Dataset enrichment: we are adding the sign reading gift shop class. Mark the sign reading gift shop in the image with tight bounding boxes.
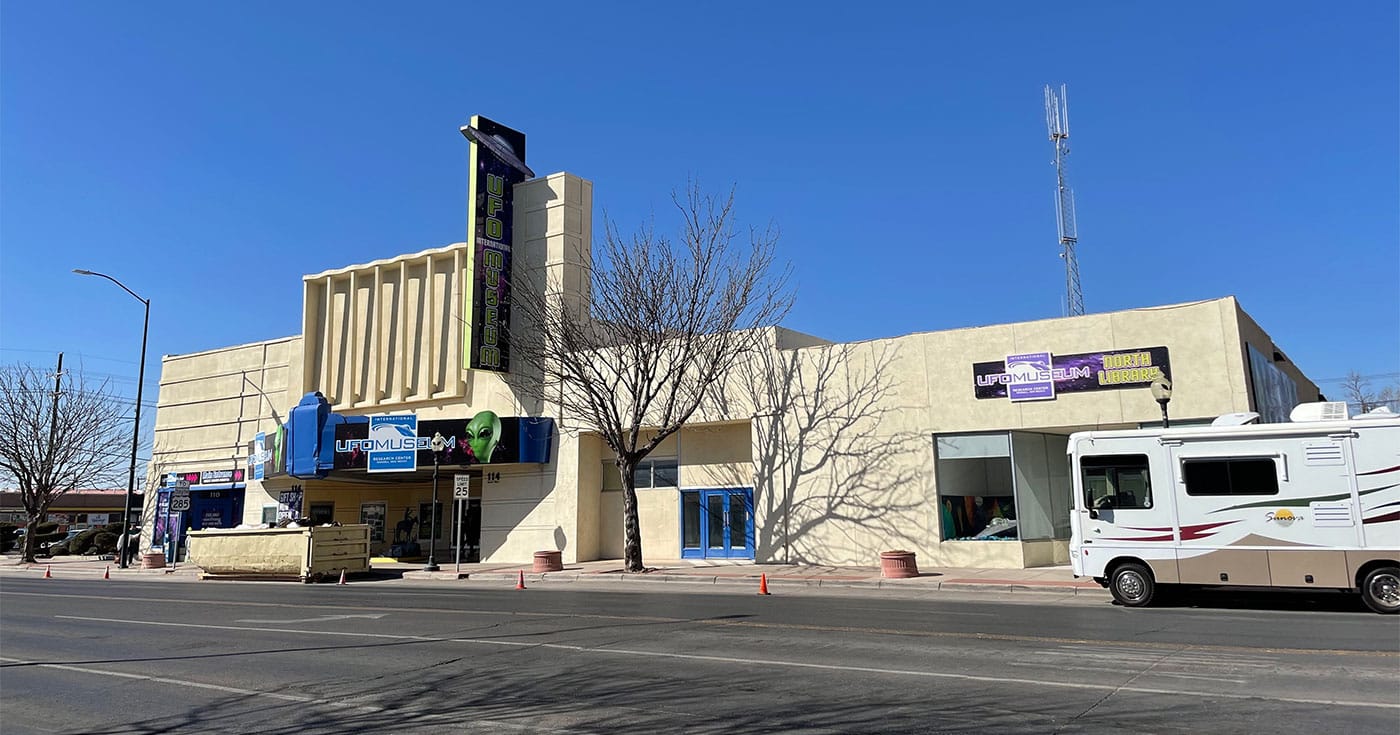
[463,115,532,374]
[333,411,555,471]
[973,346,1171,401]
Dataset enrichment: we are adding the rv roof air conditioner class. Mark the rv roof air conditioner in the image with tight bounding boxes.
[1288,401,1350,423]
[1354,406,1397,421]
[1212,412,1260,426]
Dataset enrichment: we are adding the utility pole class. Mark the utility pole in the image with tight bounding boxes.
[45,353,64,487]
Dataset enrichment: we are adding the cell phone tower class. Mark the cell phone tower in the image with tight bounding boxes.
[1045,83,1084,316]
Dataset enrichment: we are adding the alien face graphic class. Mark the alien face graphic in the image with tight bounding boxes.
[465,410,502,463]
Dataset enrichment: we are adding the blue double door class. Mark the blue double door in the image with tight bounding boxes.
[681,488,753,559]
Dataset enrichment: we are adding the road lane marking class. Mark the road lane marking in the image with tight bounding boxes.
[48,615,1400,710]
[235,613,388,623]
[0,655,375,709]
[2,589,1390,658]
[0,655,597,733]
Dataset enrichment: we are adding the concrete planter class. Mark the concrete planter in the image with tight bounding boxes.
[141,551,166,569]
[880,550,919,579]
[533,550,563,573]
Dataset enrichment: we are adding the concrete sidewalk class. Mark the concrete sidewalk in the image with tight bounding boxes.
[397,558,1108,596]
[0,553,1108,597]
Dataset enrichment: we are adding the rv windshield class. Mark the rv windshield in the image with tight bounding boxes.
[1081,454,1152,510]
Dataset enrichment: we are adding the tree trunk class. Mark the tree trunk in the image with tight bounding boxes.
[21,510,41,563]
[619,461,644,573]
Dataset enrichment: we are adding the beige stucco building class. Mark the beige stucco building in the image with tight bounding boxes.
[142,171,1321,570]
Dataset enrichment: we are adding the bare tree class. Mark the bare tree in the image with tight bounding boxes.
[510,183,792,572]
[0,359,130,561]
[1340,371,1400,415]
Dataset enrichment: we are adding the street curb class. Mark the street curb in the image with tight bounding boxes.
[0,560,1109,597]
[446,570,1108,597]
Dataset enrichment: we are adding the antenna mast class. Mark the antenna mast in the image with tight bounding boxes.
[1045,83,1084,316]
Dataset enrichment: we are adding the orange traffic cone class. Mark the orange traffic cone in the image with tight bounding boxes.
[758,573,771,596]
[338,568,347,585]
[103,566,110,580]
[43,565,52,579]
[516,570,526,590]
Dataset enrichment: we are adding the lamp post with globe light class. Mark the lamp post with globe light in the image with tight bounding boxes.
[1151,376,1173,428]
[424,432,448,572]
[73,269,149,569]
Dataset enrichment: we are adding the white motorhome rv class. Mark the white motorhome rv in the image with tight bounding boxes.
[1068,402,1400,613]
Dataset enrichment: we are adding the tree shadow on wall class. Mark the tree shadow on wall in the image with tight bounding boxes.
[713,338,932,566]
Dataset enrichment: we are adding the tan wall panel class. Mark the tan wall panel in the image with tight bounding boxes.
[599,491,623,558]
[1178,549,1273,586]
[680,424,752,488]
[573,434,604,562]
[637,487,679,559]
[1268,549,1350,588]
[923,540,1025,569]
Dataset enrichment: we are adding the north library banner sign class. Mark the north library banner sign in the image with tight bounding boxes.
[973,346,1171,401]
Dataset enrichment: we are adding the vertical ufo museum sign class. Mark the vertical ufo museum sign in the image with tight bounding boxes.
[462,116,533,373]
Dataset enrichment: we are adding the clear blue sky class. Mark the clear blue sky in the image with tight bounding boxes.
[3,2,1398,445]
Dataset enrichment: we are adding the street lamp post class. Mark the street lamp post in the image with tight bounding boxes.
[1151,376,1173,429]
[73,269,149,569]
[424,432,448,572]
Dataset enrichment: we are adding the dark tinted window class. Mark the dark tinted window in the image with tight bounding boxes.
[1183,458,1279,496]
[1080,454,1152,510]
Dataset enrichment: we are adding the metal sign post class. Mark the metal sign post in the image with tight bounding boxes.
[453,475,470,574]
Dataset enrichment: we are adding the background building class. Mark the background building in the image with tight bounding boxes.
[143,169,1320,569]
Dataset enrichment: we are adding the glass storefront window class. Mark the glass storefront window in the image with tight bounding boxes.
[418,502,443,541]
[934,431,1072,541]
[681,492,701,548]
[1011,432,1071,540]
[627,457,680,489]
[935,434,1016,541]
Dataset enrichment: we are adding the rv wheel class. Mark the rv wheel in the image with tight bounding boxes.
[1360,566,1400,615]
[1109,562,1155,607]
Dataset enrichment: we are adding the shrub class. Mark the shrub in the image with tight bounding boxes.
[93,532,119,554]
[33,522,66,547]
[0,523,18,553]
[50,544,71,556]
[70,528,102,556]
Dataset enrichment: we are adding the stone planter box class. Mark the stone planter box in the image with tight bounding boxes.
[141,551,166,569]
[880,550,919,579]
[533,550,563,573]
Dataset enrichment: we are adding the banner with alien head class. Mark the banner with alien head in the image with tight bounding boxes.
[331,411,554,471]
[462,115,532,374]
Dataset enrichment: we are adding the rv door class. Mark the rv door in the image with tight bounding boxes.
[1074,442,1180,586]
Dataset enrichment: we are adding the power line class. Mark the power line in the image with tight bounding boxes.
[1314,372,1400,384]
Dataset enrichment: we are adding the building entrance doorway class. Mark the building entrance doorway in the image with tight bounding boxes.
[681,488,753,559]
[452,471,483,564]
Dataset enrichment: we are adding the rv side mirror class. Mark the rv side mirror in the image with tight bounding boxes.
[1088,508,1099,520]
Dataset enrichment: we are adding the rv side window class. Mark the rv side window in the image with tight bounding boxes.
[1182,458,1279,496]
[1080,454,1152,510]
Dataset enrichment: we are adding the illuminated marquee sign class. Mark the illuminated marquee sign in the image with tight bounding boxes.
[973,346,1171,401]
[463,116,531,373]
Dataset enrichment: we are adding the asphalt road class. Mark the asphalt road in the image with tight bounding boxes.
[1,577,1397,734]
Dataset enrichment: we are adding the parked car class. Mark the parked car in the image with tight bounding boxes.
[36,530,81,557]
